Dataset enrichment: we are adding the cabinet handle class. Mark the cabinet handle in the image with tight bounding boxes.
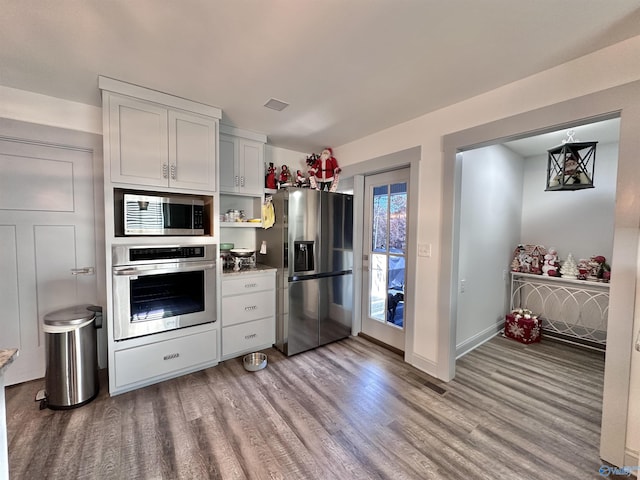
[235,175,239,186]
[244,305,257,311]
[162,163,169,179]
[245,333,257,340]
[163,352,180,361]
[244,283,257,288]
[240,176,245,187]
[170,164,177,180]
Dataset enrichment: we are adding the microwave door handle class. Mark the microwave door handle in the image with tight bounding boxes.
[113,262,216,276]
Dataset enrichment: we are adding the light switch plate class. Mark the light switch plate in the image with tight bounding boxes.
[418,243,431,257]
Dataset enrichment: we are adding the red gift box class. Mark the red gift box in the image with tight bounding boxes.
[504,313,541,344]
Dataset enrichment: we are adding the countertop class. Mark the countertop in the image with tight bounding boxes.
[0,349,18,376]
[222,263,277,276]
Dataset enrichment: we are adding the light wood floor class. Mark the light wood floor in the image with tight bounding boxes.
[6,335,607,479]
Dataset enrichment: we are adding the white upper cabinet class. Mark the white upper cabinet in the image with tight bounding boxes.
[100,77,221,193]
[219,126,266,196]
[168,110,217,191]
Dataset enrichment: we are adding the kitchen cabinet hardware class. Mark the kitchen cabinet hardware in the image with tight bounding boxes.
[245,283,257,288]
[170,164,177,180]
[162,163,168,179]
[163,352,180,361]
[244,305,257,311]
[244,333,257,340]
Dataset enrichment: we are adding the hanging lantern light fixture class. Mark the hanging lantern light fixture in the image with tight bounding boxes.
[546,130,597,191]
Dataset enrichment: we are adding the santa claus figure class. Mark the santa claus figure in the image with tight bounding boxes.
[309,147,341,191]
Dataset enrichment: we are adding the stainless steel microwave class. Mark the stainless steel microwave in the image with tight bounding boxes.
[123,193,205,236]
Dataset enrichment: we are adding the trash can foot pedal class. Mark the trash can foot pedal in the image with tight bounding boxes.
[35,389,48,410]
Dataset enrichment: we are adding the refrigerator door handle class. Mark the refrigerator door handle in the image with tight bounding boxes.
[289,270,352,282]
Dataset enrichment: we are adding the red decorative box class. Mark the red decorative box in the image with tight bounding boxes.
[504,314,541,344]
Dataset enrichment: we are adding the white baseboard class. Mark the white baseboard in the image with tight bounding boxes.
[456,320,503,359]
[624,448,639,476]
[409,352,439,378]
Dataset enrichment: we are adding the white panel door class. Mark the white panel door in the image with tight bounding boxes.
[0,138,97,385]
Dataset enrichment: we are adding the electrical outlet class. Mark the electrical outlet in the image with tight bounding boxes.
[418,243,431,257]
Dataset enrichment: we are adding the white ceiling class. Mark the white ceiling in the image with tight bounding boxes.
[2,1,640,154]
[503,117,621,158]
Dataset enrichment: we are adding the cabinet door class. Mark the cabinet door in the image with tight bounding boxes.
[219,133,239,193]
[168,110,217,192]
[239,138,264,195]
[108,94,169,187]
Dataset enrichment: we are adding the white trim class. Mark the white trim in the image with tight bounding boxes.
[623,449,639,476]
[220,123,267,143]
[456,322,502,359]
[411,352,439,377]
[98,76,221,119]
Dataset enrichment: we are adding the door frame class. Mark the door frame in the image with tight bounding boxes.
[343,147,421,362]
[361,168,411,351]
[440,81,640,467]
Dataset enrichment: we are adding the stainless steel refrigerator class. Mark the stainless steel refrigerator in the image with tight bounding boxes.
[257,188,353,355]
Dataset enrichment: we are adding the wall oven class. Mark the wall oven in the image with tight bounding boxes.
[112,244,216,341]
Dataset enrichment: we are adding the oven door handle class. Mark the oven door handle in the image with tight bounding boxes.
[112,262,216,276]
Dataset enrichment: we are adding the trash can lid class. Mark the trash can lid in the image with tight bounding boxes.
[43,304,95,326]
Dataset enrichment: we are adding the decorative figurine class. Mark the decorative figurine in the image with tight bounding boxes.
[560,253,579,279]
[309,147,341,191]
[265,162,277,189]
[278,164,292,188]
[295,169,308,188]
[542,248,559,276]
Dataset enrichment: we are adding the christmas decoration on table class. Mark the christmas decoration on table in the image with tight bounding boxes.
[308,147,341,192]
[589,255,611,282]
[265,162,277,189]
[511,244,547,274]
[560,253,579,279]
[278,164,292,188]
[504,308,541,344]
[577,258,589,280]
[541,248,559,277]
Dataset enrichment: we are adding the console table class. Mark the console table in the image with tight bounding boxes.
[510,272,609,349]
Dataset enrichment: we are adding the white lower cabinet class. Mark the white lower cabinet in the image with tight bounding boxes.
[113,327,217,390]
[222,269,276,360]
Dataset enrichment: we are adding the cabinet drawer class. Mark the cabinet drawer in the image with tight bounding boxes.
[114,329,217,388]
[222,273,275,297]
[222,289,275,326]
[222,317,274,358]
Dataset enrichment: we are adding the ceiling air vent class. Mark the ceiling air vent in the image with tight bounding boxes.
[264,98,289,111]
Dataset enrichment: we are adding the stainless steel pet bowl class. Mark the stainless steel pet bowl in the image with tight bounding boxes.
[243,352,267,371]
[231,248,255,258]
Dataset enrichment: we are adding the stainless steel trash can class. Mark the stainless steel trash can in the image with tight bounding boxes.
[43,304,100,409]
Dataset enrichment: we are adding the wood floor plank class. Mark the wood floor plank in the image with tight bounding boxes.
[5,335,607,479]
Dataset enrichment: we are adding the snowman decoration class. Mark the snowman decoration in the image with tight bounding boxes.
[542,248,559,277]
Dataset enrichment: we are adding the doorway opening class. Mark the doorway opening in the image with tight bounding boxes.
[455,117,619,359]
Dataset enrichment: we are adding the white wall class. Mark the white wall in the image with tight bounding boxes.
[456,145,524,354]
[265,145,308,180]
[520,142,618,263]
[334,35,640,463]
